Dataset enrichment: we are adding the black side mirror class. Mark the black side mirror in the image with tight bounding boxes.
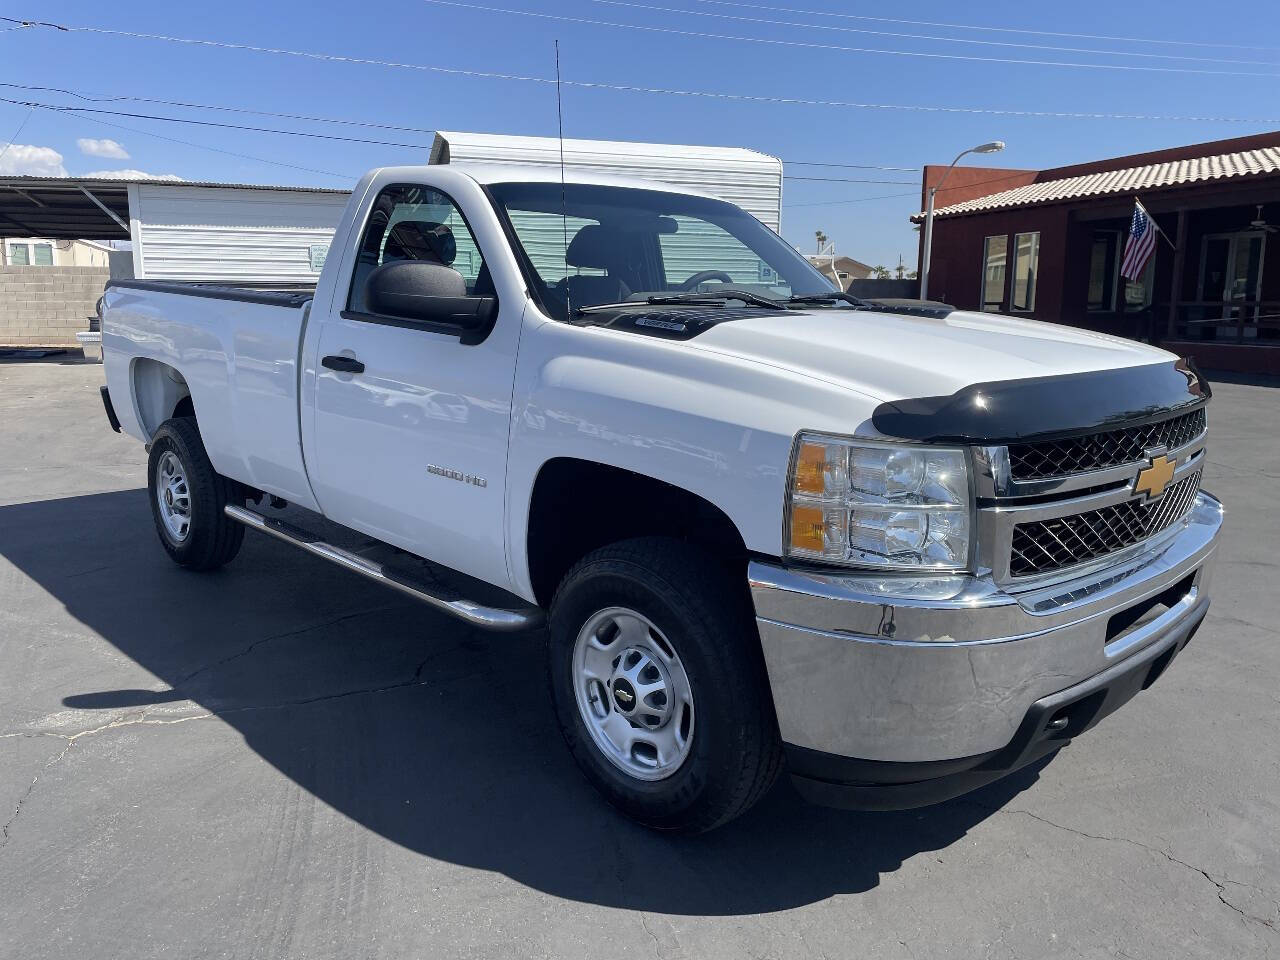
[366,260,497,333]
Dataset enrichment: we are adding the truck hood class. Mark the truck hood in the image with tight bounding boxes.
[689,308,1174,403]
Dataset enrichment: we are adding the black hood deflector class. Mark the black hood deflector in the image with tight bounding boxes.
[578,306,781,341]
[871,358,1211,444]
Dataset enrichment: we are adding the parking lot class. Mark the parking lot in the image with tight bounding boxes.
[0,358,1277,959]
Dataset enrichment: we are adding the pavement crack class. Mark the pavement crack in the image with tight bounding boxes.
[0,637,474,848]
[0,739,71,851]
[973,803,1279,933]
[169,606,396,690]
[2,712,218,849]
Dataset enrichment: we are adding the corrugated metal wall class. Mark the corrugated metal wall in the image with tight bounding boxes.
[132,184,350,285]
[432,132,783,286]
[130,135,784,287]
[432,131,783,230]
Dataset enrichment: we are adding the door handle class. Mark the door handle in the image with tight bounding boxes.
[322,354,365,374]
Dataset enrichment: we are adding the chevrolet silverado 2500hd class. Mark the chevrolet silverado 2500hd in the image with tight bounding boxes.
[100,165,1222,832]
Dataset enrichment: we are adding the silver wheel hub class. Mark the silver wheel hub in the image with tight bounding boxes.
[572,607,695,781]
[155,450,191,543]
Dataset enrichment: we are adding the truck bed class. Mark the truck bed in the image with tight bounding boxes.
[102,278,320,512]
[106,279,315,308]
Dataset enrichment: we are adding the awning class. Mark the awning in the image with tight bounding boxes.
[915,146,1280,222]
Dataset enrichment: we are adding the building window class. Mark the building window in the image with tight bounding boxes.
[1010,232,1039,311]
[1087,231,1120,312]
[1123,257,1156,309]
[4,240,56,266]
[981,235,1007,311]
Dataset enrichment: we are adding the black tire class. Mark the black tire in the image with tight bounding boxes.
[147,417,245,571]
[547,537,782,833]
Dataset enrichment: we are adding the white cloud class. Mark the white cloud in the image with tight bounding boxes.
[77,137,130,160]
[0,143,68,177]
[81,169,184,181]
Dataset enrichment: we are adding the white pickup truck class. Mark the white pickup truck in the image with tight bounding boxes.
[100,164,1222,832]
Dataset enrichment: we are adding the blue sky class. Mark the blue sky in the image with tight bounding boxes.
[4,0,1280,266]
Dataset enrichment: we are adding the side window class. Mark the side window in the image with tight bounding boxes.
[346,183,488,315]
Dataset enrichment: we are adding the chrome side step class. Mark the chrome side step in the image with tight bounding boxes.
[224,505,543,632]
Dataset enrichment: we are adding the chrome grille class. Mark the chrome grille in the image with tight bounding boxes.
[1007,408,1206,481]
[1008,470,1202,578]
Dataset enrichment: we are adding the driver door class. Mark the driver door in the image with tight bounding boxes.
[305,180,515,588]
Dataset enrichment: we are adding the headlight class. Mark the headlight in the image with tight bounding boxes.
[786,433,972,570]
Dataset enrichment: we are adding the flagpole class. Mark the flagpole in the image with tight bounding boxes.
[1135,198,1177,250]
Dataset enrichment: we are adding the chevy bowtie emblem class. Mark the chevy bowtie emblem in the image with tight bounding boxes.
[614,688,634,704]
[1134,455,1176,499]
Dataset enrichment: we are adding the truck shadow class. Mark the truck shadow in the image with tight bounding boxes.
[1,489,1051,916]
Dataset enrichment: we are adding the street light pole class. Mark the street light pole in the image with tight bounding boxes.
[919,140,1005,303]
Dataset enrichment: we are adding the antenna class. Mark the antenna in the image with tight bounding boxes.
[555,39,571,316]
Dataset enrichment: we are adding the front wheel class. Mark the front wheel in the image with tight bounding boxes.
[147,417,244,570]
[548,538,782,833]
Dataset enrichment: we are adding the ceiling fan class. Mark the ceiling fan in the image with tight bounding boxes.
[1247,204,1279,234]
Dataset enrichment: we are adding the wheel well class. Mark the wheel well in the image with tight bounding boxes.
[526,458,747,607]
[131,358,193,436]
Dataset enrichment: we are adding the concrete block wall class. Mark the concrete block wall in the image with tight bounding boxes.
[0,265,111,347]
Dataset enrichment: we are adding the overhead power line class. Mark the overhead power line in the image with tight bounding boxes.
[1,92,922,184]
[0,96,432,149]
[3,81,927,171]
[786,174,915,184]
[10,9,1280,80]
[8,18,1280,123]
[415,0,1280,78]
[786,160,918,172]
[6,98,355,179]
[784,191,917,208]
[0,106,35,163]
[691,0,1280,54]
[594,0,1280,66]
[7,18,1280,124]
[688,0,1280,54]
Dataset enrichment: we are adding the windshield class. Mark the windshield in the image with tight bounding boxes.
[486,181,837,321]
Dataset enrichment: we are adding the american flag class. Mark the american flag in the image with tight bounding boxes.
[1121,201,1158,280]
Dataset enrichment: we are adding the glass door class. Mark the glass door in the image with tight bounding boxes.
[1198,232,1266,341]
[1227,233,1264,340]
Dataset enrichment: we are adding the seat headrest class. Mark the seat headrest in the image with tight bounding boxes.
[565,224,627,270]
[384,220,457,266]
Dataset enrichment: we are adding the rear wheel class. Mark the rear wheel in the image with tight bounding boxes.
[548,537,782,833]
[147,417,244,570]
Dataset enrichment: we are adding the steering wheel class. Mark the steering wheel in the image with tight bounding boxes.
[676,270,735,291]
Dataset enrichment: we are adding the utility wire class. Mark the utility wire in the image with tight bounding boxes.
[7,19,1280,124]
[594,0,1280,66]
[688,0,1280,54]
[786,174,915,184]
[0,106,34,163]
[0,96,432,149]
[3,92,921,183]
[784,191,917,208]
[786,160,917,172]
[12,99,355,179]
[0,81,444,137]
[415,0,1280,78]
[0,82,932,172]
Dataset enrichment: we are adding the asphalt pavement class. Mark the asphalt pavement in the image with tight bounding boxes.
[1,359,1277,959]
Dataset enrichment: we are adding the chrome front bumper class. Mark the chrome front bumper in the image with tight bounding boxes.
[750,492,1224,770]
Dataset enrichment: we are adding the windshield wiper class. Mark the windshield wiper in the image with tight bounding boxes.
[576,291,786,315]
[786,292,875,310]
